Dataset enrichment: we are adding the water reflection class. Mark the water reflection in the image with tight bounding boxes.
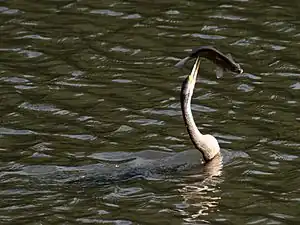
[177,155,223,221]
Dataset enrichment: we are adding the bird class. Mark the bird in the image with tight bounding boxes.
[178,46,243,163]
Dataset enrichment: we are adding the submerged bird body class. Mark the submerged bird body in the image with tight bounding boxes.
[178,47,243,162]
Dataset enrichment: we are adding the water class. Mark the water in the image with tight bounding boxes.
[0,0,299,224]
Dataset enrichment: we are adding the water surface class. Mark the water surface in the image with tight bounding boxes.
[0,0,299,224]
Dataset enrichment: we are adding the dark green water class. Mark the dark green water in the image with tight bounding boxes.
[0,0,299,224]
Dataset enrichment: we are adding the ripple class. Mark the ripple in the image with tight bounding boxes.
[165,10,180,15]
[237,84,254,92]
[14,34,51,40]
[209,14,247,21]
[54,133,97,141]
[20,50,43,58]
[0,8,21,15]
[129,119,165,126]
[0,76,30,84]
[112,125,134,135]
[90,9,124,17]
[191,33,226,40]
[19,102,60,112]
[121,13,142,20]
[0,127,36,135]
[0,0,299,224]
[290,82,300,89]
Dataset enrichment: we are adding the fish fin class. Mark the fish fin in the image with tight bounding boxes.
[226,53,233,60]
[216,66,224,79]
[237,63,243,74]
[175,57,190,68]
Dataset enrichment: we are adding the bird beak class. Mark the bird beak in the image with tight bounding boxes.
[191,57,201,80]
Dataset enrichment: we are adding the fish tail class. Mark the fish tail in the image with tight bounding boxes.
[175,56,190,68]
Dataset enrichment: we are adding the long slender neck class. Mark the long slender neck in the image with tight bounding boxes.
[180,77,220,162]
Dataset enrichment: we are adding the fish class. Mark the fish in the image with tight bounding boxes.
[175,46,243,78]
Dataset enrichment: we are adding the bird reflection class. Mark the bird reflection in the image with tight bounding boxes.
[176,155,223,221]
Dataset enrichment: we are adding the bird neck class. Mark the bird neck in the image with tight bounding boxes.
[180,77,220,162]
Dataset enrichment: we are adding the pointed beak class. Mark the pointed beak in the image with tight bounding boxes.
[191,57,201,79]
